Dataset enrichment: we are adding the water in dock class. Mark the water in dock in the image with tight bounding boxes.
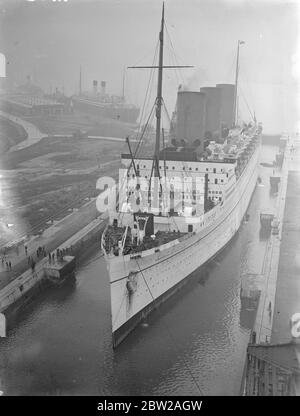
[0,143,281,395]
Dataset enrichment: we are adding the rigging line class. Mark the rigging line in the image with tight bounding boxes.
[141,43,159,130]
[162,98,171,124]
[239,65,256,111]
[239,87,254,121]
[134,258,204,395]
[225,55,236,84]
[118,109,155,223]
[118,105,156,222]
[164,43,181,87]
[130,42,160,69]
[140,107,156,157]
[135,40,159,141]
[134,102,156,159]
[164,22,185,86]
[239,74,255,115]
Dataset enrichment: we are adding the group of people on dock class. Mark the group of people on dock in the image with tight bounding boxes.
[1,257,12,271]
[48,247,73,264]
[0,242,75,276]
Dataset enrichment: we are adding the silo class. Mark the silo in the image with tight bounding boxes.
[216,83,235,128]
[176,91,206,149]
[200,86,221,134]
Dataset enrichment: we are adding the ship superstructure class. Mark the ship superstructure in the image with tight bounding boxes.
[101,4,262,347]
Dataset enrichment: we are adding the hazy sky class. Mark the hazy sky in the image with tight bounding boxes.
[0,0,299,134]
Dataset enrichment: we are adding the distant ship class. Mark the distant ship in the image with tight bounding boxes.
[101,4,262,347]
[71,77,140,123]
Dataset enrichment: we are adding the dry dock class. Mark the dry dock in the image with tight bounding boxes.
[252,138,300,344]
[0,203,107,319]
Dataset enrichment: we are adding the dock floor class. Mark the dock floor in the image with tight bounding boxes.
[272,168,300,343]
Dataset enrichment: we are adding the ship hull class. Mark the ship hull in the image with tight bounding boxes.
[106,142,260,347]
[72,97,139,123]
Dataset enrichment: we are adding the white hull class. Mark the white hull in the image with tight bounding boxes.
[105,142,260,346]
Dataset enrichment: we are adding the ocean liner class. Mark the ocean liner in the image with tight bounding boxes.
[72,73,139,123]
[101,4,262,347]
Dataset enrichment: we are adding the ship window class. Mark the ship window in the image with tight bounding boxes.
[213,168,216,173]
[137,164,139,169]
[188,224,193,232]
[196,168,198,171]
[183,167,185,170]
[219,197,221,201]
[144,165,146,168]
[206,168,209,171]
[172,166,175,170]
[189,168,192,171]
[215,179,218,184]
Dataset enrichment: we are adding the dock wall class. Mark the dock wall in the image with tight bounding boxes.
[0,214,107,314]
[240,141,291,394]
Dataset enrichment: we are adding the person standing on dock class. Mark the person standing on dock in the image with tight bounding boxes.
[9,261,11,270]
[48,253,51,263]
[24,245,28,256]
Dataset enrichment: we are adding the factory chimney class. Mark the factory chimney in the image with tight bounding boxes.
[101,81,106,95]
[93,80,98,96]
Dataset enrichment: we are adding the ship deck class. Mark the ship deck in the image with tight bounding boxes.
[103,225,186,256]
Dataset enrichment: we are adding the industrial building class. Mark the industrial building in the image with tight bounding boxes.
[243,341,300,396]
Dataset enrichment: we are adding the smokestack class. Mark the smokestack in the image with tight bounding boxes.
[101,80,106,95]
[200,87,222,134]
[176,91,206,150]
[216,84,235,129]
[93,80,98,95]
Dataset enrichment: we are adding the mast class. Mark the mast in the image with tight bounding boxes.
[127,2,192,175]
[122,66,126,101]
[233,40,244,127]
[79,65,82,96]
[154,2,165,177]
